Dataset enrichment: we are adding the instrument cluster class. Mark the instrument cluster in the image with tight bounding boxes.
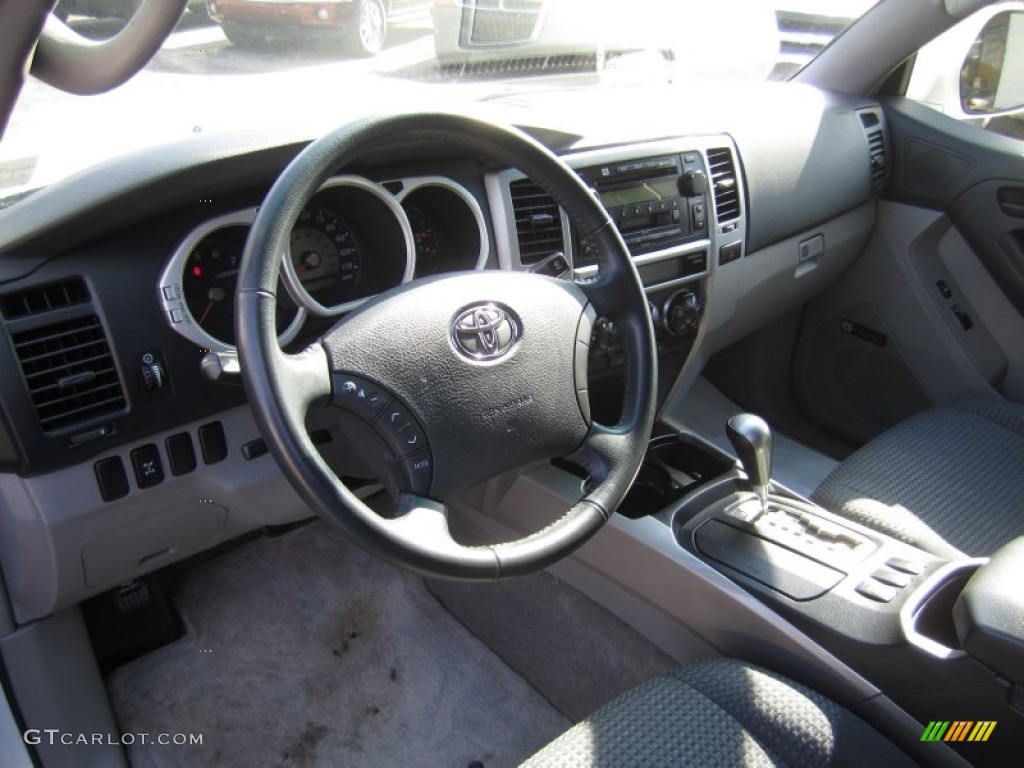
[158,175,488,352]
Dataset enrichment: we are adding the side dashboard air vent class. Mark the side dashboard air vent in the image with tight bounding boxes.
[707,147,741,224]
[509,178,564,264]
[859,110,888,193]
[10,314,126,433]
[0,277,89,319]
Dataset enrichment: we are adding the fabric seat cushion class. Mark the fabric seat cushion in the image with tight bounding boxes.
[812,398,1024,558]
[520,659,912,767]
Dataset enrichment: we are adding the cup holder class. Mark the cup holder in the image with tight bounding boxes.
[617,432,735,519]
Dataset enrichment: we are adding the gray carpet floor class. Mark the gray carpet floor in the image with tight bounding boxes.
[107,521,570,768]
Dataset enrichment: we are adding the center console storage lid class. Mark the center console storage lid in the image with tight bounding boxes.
[953,537,1024,685]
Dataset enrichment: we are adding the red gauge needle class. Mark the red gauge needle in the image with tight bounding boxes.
[198,301,214,326]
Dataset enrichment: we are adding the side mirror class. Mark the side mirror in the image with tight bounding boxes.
[960,10,1024,115]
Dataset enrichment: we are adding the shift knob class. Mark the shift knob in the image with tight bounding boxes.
[726,413,773,511]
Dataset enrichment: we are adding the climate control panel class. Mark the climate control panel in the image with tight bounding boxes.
[587,286,704,377]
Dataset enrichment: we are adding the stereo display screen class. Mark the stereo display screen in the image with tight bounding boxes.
[599,177,679,208]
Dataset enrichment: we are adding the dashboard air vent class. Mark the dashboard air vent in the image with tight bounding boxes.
[0,277,89,320]
[509,178,564,265]
[707,148,740,224]
[11,314,126,433]
[859,110,888,193]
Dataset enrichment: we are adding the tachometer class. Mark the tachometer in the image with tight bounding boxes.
[180,225,299,347]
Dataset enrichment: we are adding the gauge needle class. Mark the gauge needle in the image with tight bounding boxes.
[198,301,214,326]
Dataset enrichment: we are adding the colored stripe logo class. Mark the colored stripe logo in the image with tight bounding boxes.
[921,721,996,742]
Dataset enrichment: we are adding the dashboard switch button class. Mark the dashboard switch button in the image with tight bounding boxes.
[871,567,913,588]
[855,579,899,603]
[165,432,197,476]
[131,444,164,489]
[95,456,130,501]
[198,421,228,464]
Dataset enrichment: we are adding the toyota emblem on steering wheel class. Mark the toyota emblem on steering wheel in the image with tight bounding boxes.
[451,303,520,361]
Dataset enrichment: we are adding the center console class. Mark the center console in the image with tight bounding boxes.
[609,414,1024,762]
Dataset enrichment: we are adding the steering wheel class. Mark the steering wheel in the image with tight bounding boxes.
[236,112,656,580]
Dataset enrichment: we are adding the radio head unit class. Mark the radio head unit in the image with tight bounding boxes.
[575,152,710,268]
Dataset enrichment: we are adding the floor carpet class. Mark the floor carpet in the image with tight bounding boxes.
[107,521,570,768]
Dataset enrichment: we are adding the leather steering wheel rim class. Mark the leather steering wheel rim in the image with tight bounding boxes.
[33,0,187,95]
[236,112,657,580]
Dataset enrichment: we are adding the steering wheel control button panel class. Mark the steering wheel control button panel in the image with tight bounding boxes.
[94,456,130,501]
[396,450,434,495]
[333,375,390,421]
[331,373,433,493]
[131,444,164,489]
[373,402,428,459]
[198,421,228,465]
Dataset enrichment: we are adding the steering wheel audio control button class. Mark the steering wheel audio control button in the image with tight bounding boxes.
[373,402,428,459]
[396,449,434,495]
[333,374,391,421]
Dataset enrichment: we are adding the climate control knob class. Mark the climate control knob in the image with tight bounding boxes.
[663,289,702,337]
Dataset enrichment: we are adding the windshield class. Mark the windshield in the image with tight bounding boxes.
[0,0,878,205]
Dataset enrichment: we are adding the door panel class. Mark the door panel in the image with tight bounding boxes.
[793,97,1024,445]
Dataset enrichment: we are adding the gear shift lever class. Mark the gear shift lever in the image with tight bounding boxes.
[726,413,773,514]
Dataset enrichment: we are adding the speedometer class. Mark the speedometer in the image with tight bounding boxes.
[290,204,361,303]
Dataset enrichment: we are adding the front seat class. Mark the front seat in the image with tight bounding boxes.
[811,398,1024,559]
[522,659,914,766]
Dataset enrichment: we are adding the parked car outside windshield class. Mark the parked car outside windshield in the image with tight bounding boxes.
[0,0,879,208]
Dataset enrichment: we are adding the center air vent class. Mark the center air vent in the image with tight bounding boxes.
[0,277,89,320]
[509,178,564,265]
[707,147,741,224]
[11,314,126,433]
[859,110,888,193]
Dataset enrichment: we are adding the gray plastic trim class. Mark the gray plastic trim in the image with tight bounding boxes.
[0,607,126,768]
[900,557,987,660]
[0,405,314,623]
[0,683,31,768]
[454,464,882,708]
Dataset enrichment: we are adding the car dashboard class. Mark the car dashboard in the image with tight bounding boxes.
[0,80,886,623]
